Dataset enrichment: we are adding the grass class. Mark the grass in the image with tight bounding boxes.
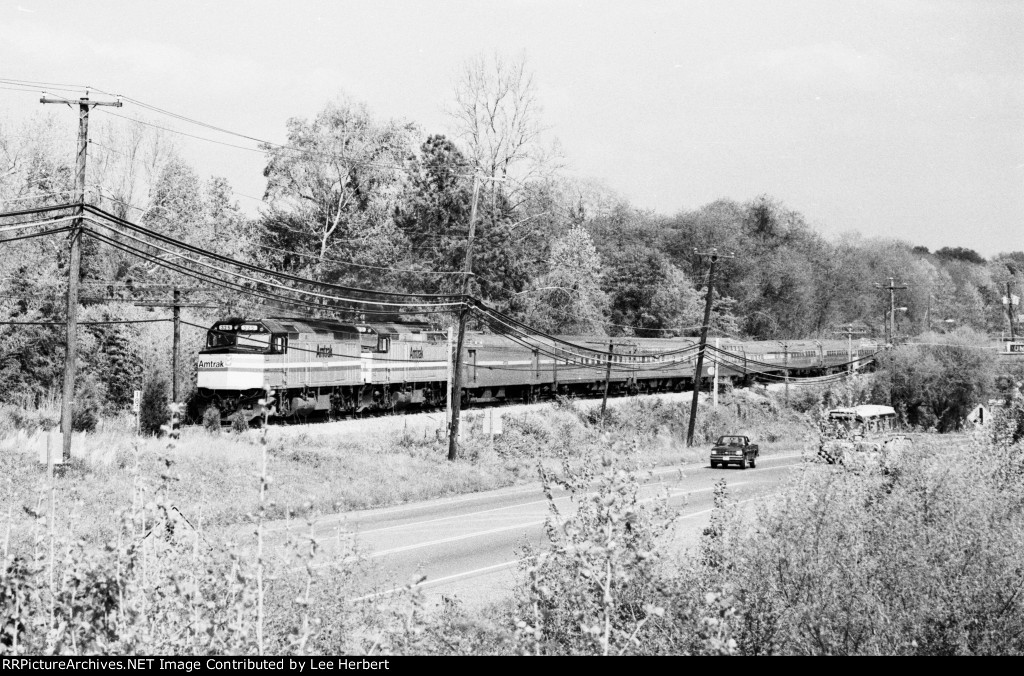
[0,389,812,550]
[2,388,1021,655]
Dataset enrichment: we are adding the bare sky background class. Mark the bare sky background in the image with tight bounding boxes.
[1,0,1021,254]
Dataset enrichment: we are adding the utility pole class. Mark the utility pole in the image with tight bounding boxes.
[713,337,720,408]
[601,340,614,416]
[135,291,216,405]
[41,92,121,460]
[1005,281,1018,343]
[837,325,863,373]
[447,176,481,462]
[172,287,181,402]
[874,277,907,346]
[445,326,454,436]
[782,342,790,407]
[686,248,733,447]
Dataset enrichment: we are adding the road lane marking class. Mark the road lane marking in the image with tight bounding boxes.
[352,481,752,537]
[351,491,788,602]
[262,452,805,535]
[347,479,782,560]
[350,460,795,538]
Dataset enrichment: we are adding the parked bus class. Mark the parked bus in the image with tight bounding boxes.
[826,405,897,433]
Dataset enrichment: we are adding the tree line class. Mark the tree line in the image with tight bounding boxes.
[1,54,1020,414]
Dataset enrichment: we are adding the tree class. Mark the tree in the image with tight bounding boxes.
[935,247,986,265]
[520,226,608,334]
[261,98,416,290]
[875,328,995,431]
[603,247,701,337]
[449,53,547,186]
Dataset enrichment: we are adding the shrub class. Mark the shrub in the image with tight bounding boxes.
[139,376,169,436]
[203,405,222,434]
[71,374,106,433]
[512,456,674,655]
[230,410,249,434]
[677,439,1024,655]
[874,328,995,431]
[0,405,58,436]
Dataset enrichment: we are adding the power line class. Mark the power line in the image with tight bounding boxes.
[83,225,461,316]
[252,242,464,276]
[83,215,466,310]
[1,203,464,304]
[0,318,170,326]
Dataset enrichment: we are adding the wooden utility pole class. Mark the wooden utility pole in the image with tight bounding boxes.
[135,291,216,405]
[601,340,614,416]
[1005,281,1017,343]
[445,326,454,436]
[874,277,907,345]
[712,337,720,408]
[172,287,181,401]
[447,176,481,461]
[686,248,733,447]
[41,92,121,460]
[782,342,790,406]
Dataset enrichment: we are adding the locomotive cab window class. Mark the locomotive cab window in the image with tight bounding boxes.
[207,330,235,348]
[269,334,287,354]
[377,336,390,353]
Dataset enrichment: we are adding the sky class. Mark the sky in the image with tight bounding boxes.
[1,0,1021,255]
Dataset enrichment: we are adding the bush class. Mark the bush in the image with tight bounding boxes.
[874,328,995,431]
[139,376,169,436]
[673,439,1024,655]
[230,410,249,434]
[71,374,106,433]
[0,405,58,436]
[513,457,674,655]
[203,405,222,434]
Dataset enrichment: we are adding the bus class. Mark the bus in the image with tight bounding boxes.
[826,405,897,433]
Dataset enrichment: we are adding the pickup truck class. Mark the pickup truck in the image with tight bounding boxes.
[710,435,759,469]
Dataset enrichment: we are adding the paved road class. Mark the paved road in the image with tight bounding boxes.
[223,449,804,610]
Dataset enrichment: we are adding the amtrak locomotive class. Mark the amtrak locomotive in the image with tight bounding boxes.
[195,316,878,422]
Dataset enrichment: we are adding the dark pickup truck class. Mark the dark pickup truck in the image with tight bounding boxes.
[710,435,759,469]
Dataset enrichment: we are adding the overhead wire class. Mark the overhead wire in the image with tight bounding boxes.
[83,215,466,310]
[0,203,465,305]
[83,225,461,318]
[81,203,461,302]
[0,318,170,326]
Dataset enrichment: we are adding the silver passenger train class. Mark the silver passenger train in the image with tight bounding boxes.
[194,317,878,422]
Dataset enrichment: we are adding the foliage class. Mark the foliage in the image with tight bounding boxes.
[874,328,995,431]
[603,247,701,337]
[139,376,169,437]
[503,432,1024,655]
[513,456,673,655]
[935,246,986,265]
[990,386,1024,448]
[202,405,221,434]
[680,438,1024,655]
[230,410,249,435]
[259,98,414,292]
[71,373,106,433]
[520,226,609,334]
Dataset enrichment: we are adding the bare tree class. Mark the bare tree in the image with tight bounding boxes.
[449,53,558,210]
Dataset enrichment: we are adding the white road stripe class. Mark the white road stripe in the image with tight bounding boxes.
[351,491,786,602]
[264,453,802,535]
